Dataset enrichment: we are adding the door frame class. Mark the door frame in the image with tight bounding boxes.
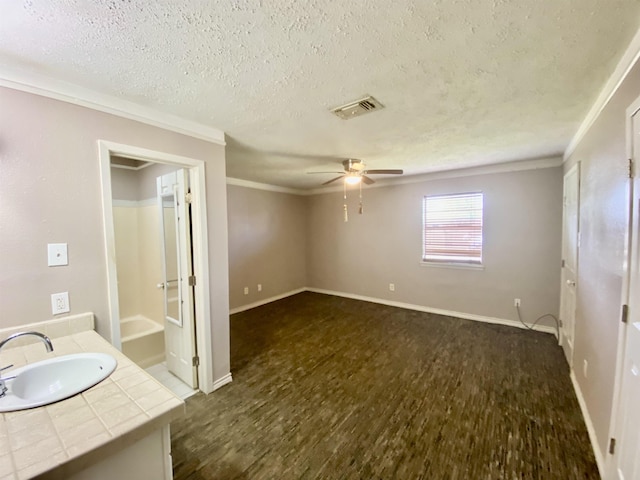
[98,140,214,394]
[606,93,640,477]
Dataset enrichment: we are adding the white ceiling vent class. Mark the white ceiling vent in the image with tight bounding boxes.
[330,95,384,120]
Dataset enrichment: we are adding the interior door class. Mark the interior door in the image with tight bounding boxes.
[560,163,580,365]
[158,169,198,389]
[614,110,640,480]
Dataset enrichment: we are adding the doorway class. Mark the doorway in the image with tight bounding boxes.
[98,140,215,394]
[560,162,580,366]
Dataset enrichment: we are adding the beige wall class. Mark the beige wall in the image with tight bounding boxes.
[307,167,563,326]
[226,185,307,309]
[563,59,640,456]
[0,86,230,383]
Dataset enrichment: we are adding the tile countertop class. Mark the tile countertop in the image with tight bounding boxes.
[0,331,185,480]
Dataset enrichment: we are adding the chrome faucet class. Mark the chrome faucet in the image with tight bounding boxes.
[0,331,54,397]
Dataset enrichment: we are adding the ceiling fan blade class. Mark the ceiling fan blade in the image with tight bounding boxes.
[361,175,375,185]
[363,169,404,175]
[307,171,345,174]
[322,175,345,185]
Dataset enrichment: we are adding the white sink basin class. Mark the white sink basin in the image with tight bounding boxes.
[0,353,117,412]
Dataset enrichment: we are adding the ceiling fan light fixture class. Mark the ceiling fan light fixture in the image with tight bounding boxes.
[345,175,362,185]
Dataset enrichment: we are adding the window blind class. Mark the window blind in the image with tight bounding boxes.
[422,192,483,264]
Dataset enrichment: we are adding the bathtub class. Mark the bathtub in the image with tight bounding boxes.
[120,315,165,368]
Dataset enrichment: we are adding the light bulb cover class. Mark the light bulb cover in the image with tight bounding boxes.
[345,175,362,185]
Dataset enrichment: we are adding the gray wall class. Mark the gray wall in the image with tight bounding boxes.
[227,185,307,310]
[306,167,563,325]
[0,86,231,382]
[564,59,640,456]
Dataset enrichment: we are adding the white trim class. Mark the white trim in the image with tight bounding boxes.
[229,288,307,315]
[307,156,563,195]
[231,286,557,335]
[225,156,563,197]
[98,140,217,394]
[0,68,225,146]
[605,95,640,479]
[226,177,305,195]
[212,372,233,391]
[564,26,640,161]
[420,261,485,270]
[306,288,557,336]
[111,198,157,208]
[570,371,605,477]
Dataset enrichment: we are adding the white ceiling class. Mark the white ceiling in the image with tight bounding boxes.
[1,1,640,190]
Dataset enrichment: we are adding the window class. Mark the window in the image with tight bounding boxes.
[422,192,483,265]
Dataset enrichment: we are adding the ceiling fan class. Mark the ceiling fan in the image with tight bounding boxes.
[309,159,403,185]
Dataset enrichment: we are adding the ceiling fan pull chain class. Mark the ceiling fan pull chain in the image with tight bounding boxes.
[359,181,363,214]
[343,181,348,222]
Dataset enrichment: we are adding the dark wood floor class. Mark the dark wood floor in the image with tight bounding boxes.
[171,292,599,479]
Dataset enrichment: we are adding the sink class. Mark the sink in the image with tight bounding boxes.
[0,353,117,412]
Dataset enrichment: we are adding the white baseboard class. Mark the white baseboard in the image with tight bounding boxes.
[211,372,233,392]
[306,288,558,336]
[570,371,605,477]
[229,288,307,315]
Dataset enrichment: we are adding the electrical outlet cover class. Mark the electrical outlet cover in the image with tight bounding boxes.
[51,292,70,315]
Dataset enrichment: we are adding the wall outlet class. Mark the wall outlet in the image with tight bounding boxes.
[514,298,521,307]
[583,359,588,378]
[389,283,395,292]
[243,287,249,295]
[257,284,262,292]
[51,292,70,315]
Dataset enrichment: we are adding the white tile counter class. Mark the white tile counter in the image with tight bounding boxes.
[0,330,185,480]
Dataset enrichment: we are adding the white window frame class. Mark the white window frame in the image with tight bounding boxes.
[422,192,484,267]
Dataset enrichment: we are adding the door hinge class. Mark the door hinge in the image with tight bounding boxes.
[192,355,199,367]
[622,304,629,324]
[188,275,196,286]
[609,437,616,455]
[561,259,565,268]
[185,191,193,204]
[629,158,634,179]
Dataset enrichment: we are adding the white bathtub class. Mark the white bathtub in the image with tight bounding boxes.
[120,315,165,368]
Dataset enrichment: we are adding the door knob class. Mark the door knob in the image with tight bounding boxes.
[566,280,576,286]
[157,283,165,289]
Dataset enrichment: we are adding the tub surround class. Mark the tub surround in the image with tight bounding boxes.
[120,315,166,368]
[0,330,184,479]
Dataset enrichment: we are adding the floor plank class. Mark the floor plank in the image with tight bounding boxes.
[171,292,599,479]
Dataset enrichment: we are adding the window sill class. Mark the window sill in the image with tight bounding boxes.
[419,261,484,271]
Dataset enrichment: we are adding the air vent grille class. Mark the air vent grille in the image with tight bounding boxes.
[330,95,384,120]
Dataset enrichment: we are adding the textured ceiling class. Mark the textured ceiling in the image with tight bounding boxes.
[1,1,640,189]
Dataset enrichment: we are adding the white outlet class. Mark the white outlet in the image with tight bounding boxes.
[51,292,70,315]
[389,283,395,292]
[244,287,249,295]
[583,359,588,378]
[257,284,262,292]
[514,298,521,307]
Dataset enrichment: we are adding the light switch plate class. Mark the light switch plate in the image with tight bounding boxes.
[51,292,70,315]
[48,243,68,266]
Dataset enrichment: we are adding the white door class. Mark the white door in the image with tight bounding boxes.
[560,163,580,365]
[157,169,197,389]
[613,109,640,480]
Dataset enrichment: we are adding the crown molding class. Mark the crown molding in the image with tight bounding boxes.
[226,177,306,195]
[307,155,563,195]
[226,155,562,196]
[0,66,226,146]
[564,26,640,161]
